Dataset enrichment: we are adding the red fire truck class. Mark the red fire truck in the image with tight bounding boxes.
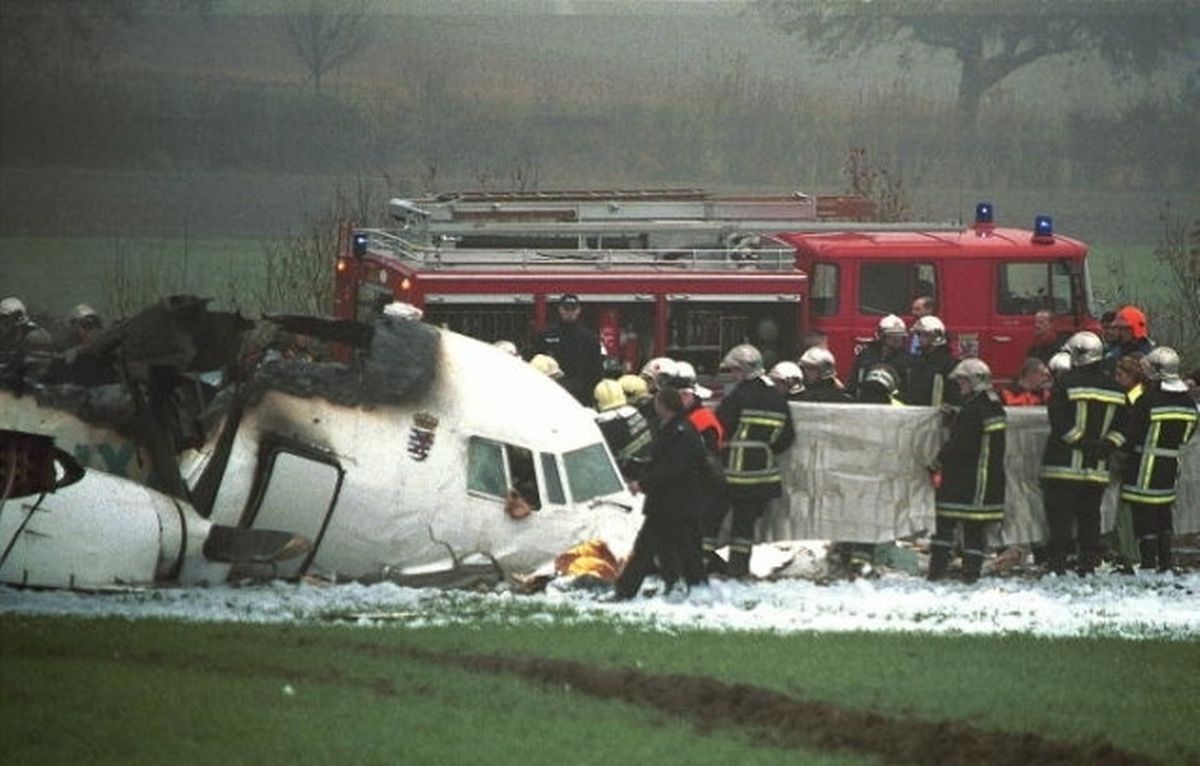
[332,190,1097,384]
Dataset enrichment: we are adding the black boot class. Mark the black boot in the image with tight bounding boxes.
[1138,536,1158,572]
[928,542,951,581]
[1157,533,1174,573]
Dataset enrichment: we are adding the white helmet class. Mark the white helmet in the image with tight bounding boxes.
[912,315,947,346]
[720,344,764,376]
[640,357,679,387]
[493,339,519,356]
[1141,346,1186,391]
[0,296,27,319]
[799,346,837,380]
[769,361,804,394]
[949,358,993,393]
[672,360,712,399]
[1064,331,1104,368]
[1048,351,1072,374]
[877,314,907,337]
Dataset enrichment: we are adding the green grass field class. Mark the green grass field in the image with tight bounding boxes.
[2,615,1197,764]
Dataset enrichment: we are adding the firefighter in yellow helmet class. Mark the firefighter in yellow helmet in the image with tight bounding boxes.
[593,378,653,480]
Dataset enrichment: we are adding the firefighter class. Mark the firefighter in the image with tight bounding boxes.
[708,344,795,578]
[856,364,903,406]
[0,296,54,357]
[1106,305,1155,362]
[768,361,805,401]
[907,316,960,407]
[613,387,710,600]
[1119,347,1198,573]
[928,359,1007,584]
[1109,353,1148,572]
[593,378,654,481]
[796,346,851,403]
[529,353,565,383]
[908,296,936,354]
[637,357,678,431]
[672,361,727,575]
[1040,331,1127,576]
[849,314,909,399]
[531,294,603,406]
[65,304,104,348]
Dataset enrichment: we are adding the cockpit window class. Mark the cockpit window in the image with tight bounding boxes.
[506,444,541,511]
[467,437,506,498]
[562,443,623,502]
[540,452,566,505]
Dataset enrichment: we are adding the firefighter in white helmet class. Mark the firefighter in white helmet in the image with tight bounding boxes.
[768,361,805,400]
[927,359,1007,583]
[592,378,653,480]
[907,315,960,407]
[1118,346,1198,572]
[1,296,54,358]
[797,346,850,402]
[849,313,910,400]
[704,344,795,578]
[1040,331,1126,576]
[637,357,678,431]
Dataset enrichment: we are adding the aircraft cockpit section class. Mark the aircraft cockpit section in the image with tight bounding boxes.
[466,436,628,516]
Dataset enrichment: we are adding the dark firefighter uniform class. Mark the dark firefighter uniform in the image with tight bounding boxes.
[849,341,910,401]
[708,375,796,577]
[796,379,852,403]
[907,345,960,407]
[613,412,710,599]
[1040,365,1126,574]
[1119,385,1198,571]
[929,389,1007,582]
[595,404,654,480]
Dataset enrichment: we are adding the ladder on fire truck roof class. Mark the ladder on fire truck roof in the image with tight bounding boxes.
[355,228,802,272]
[399,188,877,227]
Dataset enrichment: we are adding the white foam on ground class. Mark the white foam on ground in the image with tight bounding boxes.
[2,570,1197,640]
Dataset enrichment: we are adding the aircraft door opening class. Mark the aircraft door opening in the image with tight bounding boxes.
[243,449,344,578]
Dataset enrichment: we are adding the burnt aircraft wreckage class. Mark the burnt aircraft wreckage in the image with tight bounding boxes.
[1,296,639,590]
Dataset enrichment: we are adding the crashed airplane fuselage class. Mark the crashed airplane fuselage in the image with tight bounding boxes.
[186,326,640,582]
[1,304,640,590]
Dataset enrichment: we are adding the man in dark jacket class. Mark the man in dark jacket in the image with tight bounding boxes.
[1041,331,1127,576]
[708,344,796,578]
[907,315,960,407]
[1119,347,1198,572]
[797,346,853,403]
[531,294,603,406]
[928,359,1007,583]
[613,387,710,600]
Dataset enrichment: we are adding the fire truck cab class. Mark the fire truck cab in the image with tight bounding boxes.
[333,191,1096,388]
[781,205,1095,380]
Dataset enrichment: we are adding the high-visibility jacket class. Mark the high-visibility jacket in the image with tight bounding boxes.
[715,376,795,500]
[1119,384,1198,505]
[934,389,1007,520]
[595,404,653,478]
[1040,363,1126,484]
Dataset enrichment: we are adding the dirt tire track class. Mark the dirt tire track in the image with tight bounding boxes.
[389,645,1156,766]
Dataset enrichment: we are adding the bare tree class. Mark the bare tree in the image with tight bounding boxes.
[278,0,376,93]
[755,0,1200,125]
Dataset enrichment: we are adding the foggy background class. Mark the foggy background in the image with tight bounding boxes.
[2,0,1197,326]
